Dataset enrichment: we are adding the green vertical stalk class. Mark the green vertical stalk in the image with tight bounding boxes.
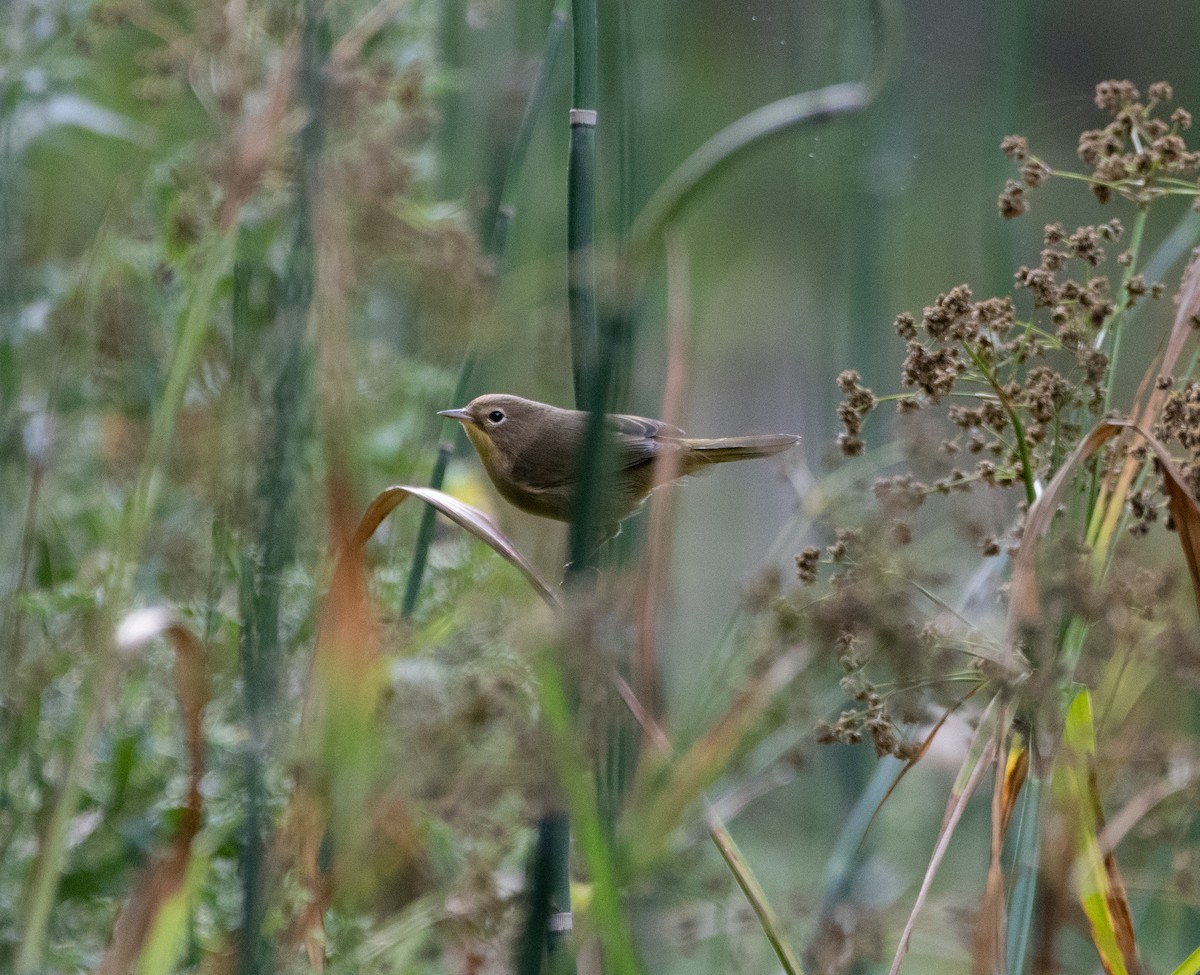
[516,812,573,974]
[0,65,20,429]
[402,355,475,617]
[1005,773,1043,973]
[566,0,598,412]
[403,6,567,618]
[236,2,324,972]
[437,0,468,197]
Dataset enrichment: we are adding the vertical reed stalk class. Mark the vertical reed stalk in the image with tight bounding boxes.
[403,5,567,618]
[236,3,324,970]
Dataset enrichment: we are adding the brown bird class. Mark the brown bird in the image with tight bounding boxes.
[438,394,799,525]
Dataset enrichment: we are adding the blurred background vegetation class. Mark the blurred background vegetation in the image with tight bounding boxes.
[4,0,1200,971]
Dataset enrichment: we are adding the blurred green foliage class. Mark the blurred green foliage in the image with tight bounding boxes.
[5,0,1200,971]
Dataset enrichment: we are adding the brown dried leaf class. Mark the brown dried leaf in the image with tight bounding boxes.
[100,610,209,975]
[888,695,1007,975]
[351,485,560,609]
[1132,427,1200,617]
[1009,422,1123,630]
[972,737,1028,975]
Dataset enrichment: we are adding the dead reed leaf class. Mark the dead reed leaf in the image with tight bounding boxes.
[99,610,209,975]
[633,229,691,720]
[1090,250,1200,564]
[351,485,561,609]
[972,735,1028,975]
[1009,422,1123,630]
[612,673,805,975]
[1122,423,1200,617]
[1012,253,1200,632]
[888,693,1006,975]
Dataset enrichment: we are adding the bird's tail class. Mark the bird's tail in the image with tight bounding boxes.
[681,434,800,469]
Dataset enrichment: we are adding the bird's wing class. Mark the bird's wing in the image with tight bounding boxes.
[608,413,686,467]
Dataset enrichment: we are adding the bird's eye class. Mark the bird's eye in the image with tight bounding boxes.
[487,410,505,423]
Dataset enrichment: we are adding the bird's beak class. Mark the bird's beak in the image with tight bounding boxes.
[437,408,473,424]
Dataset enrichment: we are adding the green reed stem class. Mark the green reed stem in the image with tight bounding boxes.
[1100,204,1148,416]
[237,2,324,968]
[403,5,567,618]
[566,3,598,412]
[516,813,572,975]
[535,650,640,975]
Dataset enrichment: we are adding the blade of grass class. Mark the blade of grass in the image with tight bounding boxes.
[705,806,806,975]
[1170,945,1200,975]
[887,694,1006,975]
[353,485,560,608]
[613,675,806,975]
[860,682,987,844]
[1060,689,1141,974]
[1005,771,1043,974]
[1009,421,1123,631]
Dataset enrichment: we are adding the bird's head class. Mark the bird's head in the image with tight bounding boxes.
[438,394,551,473]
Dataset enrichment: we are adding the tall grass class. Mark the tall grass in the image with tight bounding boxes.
[6,0,1200,971]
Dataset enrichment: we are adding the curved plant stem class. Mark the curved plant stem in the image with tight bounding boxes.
[625,0,901,271]
[961,342,1038,506]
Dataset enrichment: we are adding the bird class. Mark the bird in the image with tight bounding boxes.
[438,393,800,526]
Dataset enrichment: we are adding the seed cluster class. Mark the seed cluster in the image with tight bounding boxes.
[1002,80,1200,211]
[813,80,1200,761]
[1158,381,1200,499]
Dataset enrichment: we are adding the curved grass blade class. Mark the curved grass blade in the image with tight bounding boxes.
[98,609,209,975]
[353,485,560,609]
[626,0,901,270]
[1009,421,1123,630]
[860,683,986,846]
[1089,252,1200,558]
[613,674,805,975]
[1114,421,1200,618]
[705,806,806,975]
